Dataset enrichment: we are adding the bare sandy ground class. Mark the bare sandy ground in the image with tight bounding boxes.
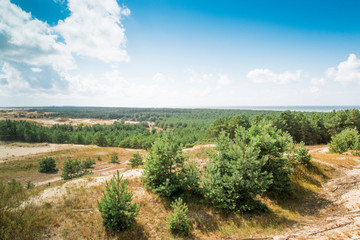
[0,142,89,162]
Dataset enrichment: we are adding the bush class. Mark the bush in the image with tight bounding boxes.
[142,131,200,198]
[98,171,139,231]
[294,142,312,166]
[25,181,35,189]
[109,151,119,163]
[167,198,191,236]
[38,157,58,173]
[61,159,91,180]
[329,128,360,153]
[0,179,44,240]
[248,121,294,196]
[81,157,96,169]
[202,129,272,213]
[128,152,143,168]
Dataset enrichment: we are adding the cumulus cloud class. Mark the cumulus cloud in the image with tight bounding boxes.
[186,69,232,88]
[311,77,326,86]
[0,0,74,71]
[55,0,130,63]
[217,74,232,88]
[153,72,166,82]
[0,0,130,98]
[247,68,302,84]
[326,54,360,85]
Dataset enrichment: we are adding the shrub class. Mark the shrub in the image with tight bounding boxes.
[25,181,35,189]
[202,129,272,213]
[248,121,294,196]
[0,179,44,240]
[128,152,143,168]
[97,156,102,161]
[61,159,91,180]
[329,128,360,153]
[294,142,312,166]
[98,171,139,231]
[81,157,96,169]
[142,131,200,198]
[38,157,58,173]
[167,198,191,236]
[109,151,119,163]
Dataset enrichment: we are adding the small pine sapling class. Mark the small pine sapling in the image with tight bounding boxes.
[98,171,139,231]
[167,198,191,236]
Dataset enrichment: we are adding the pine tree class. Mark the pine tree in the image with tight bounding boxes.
[167,198,190,236]
[98,171,139,231]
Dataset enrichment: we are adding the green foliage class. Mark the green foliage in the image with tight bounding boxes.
[81,157,96,169]
[98,171,139,231]
[61,159,91,180]
[109,151,119,163]
[128,152,143,168]
[294,142,312,166]
[247,121,294,196]
[38,157,58,173]
[142,131,199,198]
[97,156,102,161]
[202,129,272,213]
[329,128,360,153]
[167,198,191,236]
[0,179,44,240]
[25,181,35,189]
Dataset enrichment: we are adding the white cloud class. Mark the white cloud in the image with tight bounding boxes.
[326,54,360,85]
[311,77,326,86]
[153,72,166,82]
[247,68,302,84]
[31,67,43,73]
[217,74,232,88]
[0,0,74,71]
[186,69,213,83]
[55,0,130,63]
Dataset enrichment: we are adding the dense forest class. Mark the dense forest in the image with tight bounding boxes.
[1,107,360,148]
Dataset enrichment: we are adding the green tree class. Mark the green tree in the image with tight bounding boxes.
[98,171,139,231]
[202,129,272,213]
[167,198,191,236]
[109,151,119,163]
[128,152,143,168]
[61,159,91,180]
[38,157,58,173]
[142,131,198,198]
[329,128,360,153]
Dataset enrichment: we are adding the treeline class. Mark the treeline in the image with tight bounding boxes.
[32,106,280,122]
[2,108,360,148]
[208,109,360,145]
[0,120,155,149]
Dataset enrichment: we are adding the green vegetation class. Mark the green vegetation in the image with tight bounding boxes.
[167,198,191,236]
[142,131,199,198]
[1,108,360,149]
[98,171,140,231]
[81,157,96,169]
[38,157,58,173]
[61,159,92,180]
[0,179,45,240]
[128,152,143,168]
[109,151,119,163]
[202,129,272,213]
[329,128,360,153]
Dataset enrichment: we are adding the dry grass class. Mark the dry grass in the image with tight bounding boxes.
[1,143,352,239]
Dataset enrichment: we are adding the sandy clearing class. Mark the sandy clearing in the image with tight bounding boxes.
[0,143,85,161]
[31,169,144,205]
[183,144,215,153]
[274,155,360,239]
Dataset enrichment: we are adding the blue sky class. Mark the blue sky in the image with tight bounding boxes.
[1,0,360,107]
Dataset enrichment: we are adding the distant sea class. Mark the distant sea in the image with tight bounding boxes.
[205,106,360,112]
